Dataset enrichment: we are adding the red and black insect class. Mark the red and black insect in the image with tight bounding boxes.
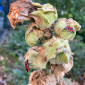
[65,26,75,32]
[25,60,29,72]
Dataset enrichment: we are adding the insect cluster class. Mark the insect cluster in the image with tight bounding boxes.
[7,0,81,85]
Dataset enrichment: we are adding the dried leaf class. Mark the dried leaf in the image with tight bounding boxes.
[63,56,74,73]
[26,22,36,34]
[32,2,42,7]
[74,20,81,31]
[7,0,32,28]
[24,47,47,69]
[29,70,57,85]
[55,52,69,64]
[25,29,44,46]
[43,37,63,60]
[39,3,55,12]
[7,0,41,28]
[54,18,78,40]
[31,3,58,30]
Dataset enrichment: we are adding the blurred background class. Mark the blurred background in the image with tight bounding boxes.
[0,0,85,85]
